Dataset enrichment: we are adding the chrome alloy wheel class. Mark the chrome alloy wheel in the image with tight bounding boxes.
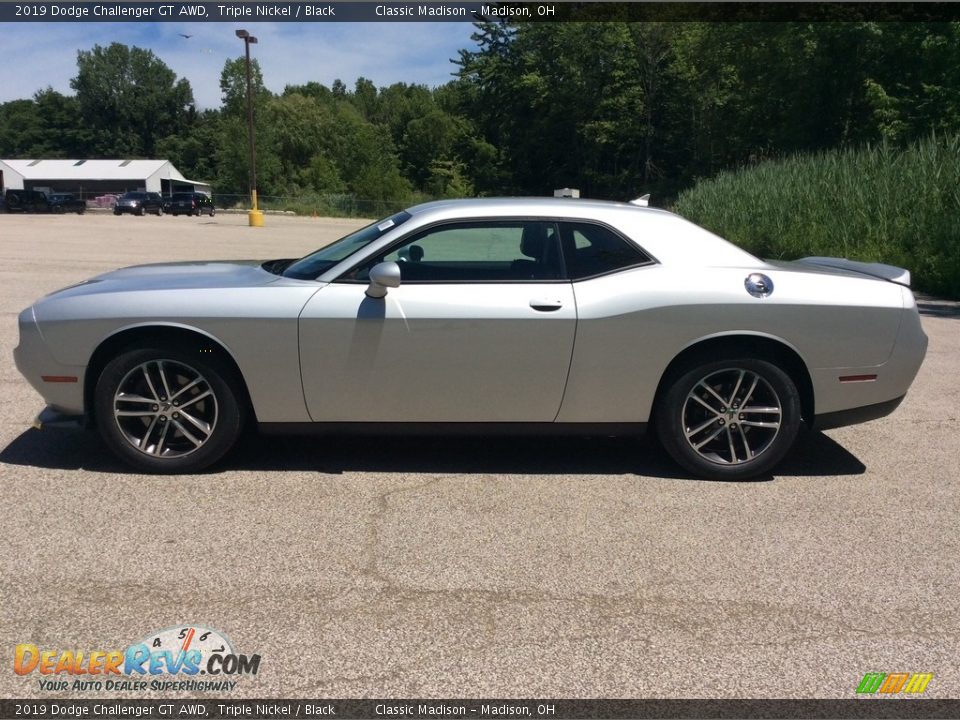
[113,359,218,458]
[682,368,782,465]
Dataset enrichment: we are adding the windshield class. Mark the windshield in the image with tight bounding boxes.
[283,211,412,280]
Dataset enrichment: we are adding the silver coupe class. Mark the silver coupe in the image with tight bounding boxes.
[14,198,928,478]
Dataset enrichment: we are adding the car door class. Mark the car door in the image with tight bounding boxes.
[298,220,577,423]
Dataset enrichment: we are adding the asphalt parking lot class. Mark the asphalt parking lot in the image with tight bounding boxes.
[0,212,957,700]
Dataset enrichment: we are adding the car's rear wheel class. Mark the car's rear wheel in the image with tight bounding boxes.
[209,207,216,217]
[655,358,801,480]
[94,348,243,473]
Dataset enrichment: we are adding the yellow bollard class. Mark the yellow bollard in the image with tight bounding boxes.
[248,190,265,227]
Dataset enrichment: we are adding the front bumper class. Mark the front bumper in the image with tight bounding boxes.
[14,307,86,416]
[33,405,85,430]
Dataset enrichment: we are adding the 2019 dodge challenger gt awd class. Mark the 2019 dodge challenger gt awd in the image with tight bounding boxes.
[14,197,928,478]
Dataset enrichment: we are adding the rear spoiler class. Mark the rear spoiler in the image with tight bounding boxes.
[797,256,911,288]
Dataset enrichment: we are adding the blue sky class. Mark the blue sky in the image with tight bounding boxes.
[0,22,478,108]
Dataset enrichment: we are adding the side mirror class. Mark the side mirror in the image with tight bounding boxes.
[366,261,401,298]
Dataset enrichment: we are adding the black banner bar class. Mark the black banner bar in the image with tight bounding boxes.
[4,2,960,23]
[3,699,960,720]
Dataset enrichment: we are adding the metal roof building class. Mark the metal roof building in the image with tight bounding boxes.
[0,159,212,198]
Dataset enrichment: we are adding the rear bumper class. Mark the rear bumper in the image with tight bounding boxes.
[809,292,927,419]
[812,395,904,430]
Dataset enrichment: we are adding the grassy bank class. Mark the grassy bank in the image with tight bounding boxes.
[674,135,960,298]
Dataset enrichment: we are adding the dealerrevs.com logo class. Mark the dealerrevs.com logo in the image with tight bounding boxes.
[14,625,260,692]
[856,672,934,695]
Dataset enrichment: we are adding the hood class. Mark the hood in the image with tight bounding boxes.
[44,260,279,299]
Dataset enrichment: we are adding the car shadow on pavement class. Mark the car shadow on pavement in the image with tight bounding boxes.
[0,426,864,480]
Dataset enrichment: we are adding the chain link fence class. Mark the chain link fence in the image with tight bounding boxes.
[11,189,426,219]
[214,193,424,219]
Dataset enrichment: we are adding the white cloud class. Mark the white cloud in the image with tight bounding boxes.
[0,21,477,109]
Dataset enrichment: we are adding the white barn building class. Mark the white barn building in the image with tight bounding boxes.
[0,159,212,198]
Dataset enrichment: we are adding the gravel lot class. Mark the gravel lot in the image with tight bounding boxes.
[0,212,957,700]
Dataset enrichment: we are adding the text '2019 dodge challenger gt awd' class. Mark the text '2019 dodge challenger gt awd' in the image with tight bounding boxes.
[14,198,927,478]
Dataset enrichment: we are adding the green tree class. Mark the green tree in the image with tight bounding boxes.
[70,42,194,156]
[0,99,44,156]
[216,57,280,196]
[220,57,272,119]
[155,109,220,183]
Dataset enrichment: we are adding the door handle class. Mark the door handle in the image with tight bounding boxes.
[529,299,563,312]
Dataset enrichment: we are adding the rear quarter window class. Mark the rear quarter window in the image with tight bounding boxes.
[560,222,654,279]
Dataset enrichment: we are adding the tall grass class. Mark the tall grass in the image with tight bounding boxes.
[674,134,960,298]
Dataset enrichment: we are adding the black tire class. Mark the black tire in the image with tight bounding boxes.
[156,206,164,216]
[655,357,801,480]
[94,347,244,473]
[209,207,216,217]
[137,205,145,216]
[113,209,121,216]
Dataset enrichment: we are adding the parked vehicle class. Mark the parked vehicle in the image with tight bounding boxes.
[48,193,87,214]
[14,197,928,477]
[114,191,164,216]
[164,192,215,217]
[4,189,52,213]
[94,194,121,209]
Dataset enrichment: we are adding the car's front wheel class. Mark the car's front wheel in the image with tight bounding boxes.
[94,348,243,473]
[655,358,801,480]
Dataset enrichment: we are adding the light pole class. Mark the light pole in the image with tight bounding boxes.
[236,29,263,227]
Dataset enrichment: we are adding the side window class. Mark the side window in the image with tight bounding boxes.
[350,221,563,283]
[559,222,653,279]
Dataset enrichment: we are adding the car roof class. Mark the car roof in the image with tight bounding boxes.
[404,197,761,268]
[407,196,673,218]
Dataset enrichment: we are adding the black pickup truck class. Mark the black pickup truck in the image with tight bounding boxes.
[47,193,87,214]
[2,189,86,214]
